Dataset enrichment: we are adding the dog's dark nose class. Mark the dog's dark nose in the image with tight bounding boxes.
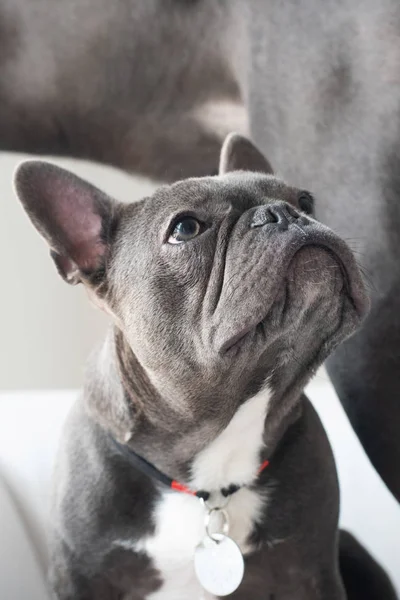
[251,202,307,231]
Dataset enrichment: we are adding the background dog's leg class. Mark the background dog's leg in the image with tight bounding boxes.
[326,286,400,501]
[339,530,398,600]
[223,0,400,504]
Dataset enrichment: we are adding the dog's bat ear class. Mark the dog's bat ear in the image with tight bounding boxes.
[14,160,117,285]
[219,133,274,175]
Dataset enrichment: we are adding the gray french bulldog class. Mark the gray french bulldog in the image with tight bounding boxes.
[14,134,396,600]
[1,0,400,504]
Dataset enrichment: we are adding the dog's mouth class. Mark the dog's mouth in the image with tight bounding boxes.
[220,241,369,355]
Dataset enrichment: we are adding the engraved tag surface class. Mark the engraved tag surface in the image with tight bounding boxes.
[194,533,245,596]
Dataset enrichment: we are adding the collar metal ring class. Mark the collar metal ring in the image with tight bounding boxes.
[204,507,230,542]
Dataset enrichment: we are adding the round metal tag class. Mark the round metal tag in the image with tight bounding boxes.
[194,533,245,596]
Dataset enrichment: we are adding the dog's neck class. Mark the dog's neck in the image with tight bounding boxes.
[85,327,303,484]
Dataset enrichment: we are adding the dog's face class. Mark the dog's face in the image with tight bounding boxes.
[14,134,368,431]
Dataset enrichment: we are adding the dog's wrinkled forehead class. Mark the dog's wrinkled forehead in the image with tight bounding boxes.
[121,173,299,247]
[154,172,298,215]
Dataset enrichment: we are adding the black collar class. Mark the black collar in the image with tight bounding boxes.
[111,436,269,502]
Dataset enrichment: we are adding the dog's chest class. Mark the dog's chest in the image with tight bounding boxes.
[131,389,270,600]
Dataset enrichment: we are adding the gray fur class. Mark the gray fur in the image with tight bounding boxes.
[0,0,234,179]
[14,135,374,598]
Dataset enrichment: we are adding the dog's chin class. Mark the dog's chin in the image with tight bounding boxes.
[221,244,365,357]
[286,244,365,321]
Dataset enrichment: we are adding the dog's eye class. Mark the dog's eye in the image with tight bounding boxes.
[168,217,202,244]
[298,191,314,215]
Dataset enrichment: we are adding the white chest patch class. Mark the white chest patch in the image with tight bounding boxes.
[190,386,271,491]
[116,387,271,600]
